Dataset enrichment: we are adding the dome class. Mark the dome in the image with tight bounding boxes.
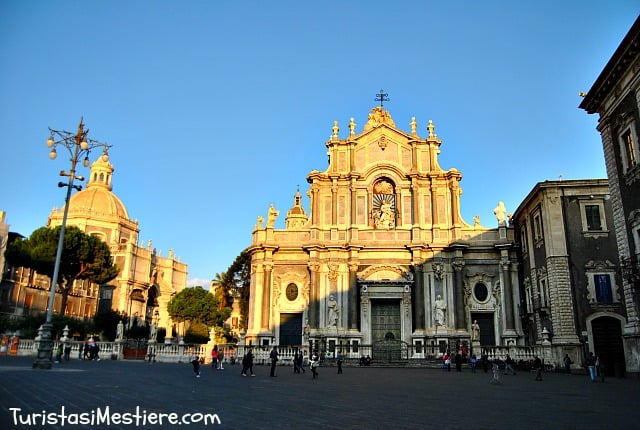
[68,186,130,220]
[62,149,129,220]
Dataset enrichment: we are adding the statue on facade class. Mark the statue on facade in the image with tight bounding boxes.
[116,320,124,340]
[266,204,279,228]
[327,295,339,328]
[434,295,446,327]
[303,320,310,340]
[494,201,507,226]
[149,323,157,342]
[471,320,480,341]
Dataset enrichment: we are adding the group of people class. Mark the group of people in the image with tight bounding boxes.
[54,344,72,363]
[80,338,100,361]
[358,355,372,366]
[585,352,606,382]
[211,345,225,370]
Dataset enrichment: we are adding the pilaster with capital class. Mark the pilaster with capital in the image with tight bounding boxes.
[348,263,359,330]
[307,262,320,328]
[452,259,466,330]
[261,262,273,330]
[413,263,425,331]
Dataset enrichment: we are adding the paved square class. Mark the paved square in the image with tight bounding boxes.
[1,356,639,429]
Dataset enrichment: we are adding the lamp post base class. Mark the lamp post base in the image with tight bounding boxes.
[32,322,54,369]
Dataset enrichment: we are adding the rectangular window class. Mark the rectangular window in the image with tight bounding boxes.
[594,274,613,303]
[539,279,549,307]
[532,212,543,242]
[585,205,602,231]
[623,128,638,169]
[521,224,529,254]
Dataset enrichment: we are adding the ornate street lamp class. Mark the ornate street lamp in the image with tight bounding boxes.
[33,118,111,369]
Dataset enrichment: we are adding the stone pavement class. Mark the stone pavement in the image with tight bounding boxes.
[0,355,639,430]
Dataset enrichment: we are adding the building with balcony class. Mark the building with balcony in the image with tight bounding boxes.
[512,179,625,374]
[579,15,640,375]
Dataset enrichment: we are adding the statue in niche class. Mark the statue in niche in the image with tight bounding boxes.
[434,295,446,327]
[471,320,481,341]
[374,201,395,229]
[327,295,339,328]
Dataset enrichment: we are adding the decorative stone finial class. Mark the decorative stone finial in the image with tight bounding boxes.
[332,120,339,140]
[349,117,356,137]
[427,119,437,138]
[410,116,417,135]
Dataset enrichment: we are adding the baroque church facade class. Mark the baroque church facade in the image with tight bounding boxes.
[246,105,521,356]
[2,150,187,339]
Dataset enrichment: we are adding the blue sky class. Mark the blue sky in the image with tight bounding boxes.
[1,1,638,288]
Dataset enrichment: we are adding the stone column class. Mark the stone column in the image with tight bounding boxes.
[331,178,338,225]
[307,262,320,328]
[261,263,272,330]
[501,257,516,332]
[348,263,359,330]
[413,264,425,331]
[453,259,466,330]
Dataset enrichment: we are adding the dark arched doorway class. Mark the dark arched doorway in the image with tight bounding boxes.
[592,316,625,377]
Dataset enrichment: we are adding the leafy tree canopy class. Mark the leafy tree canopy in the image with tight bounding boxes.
[223,249,251,328]
[4,225,120,313]
[167,286,229,327]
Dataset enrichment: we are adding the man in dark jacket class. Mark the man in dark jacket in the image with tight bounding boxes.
[269,346,279,377]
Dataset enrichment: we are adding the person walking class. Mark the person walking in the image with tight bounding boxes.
[310,350,319,379]
[533,355,543,381]
[293,351,300,373]
[337,355,343,374]
[504,354,516,375]
[563,354,572,374]
[211,345,219,370]
[269,346,279,377]
[63,344,71,362]
[470,354,478,373]
[191,356,201,378]
[454,351,463,372]
[297,350,306,374]
[241,347,255,377]
[586,352,596,382]
[596,356,605,383]
[54,344,63,363]
[442,351,451,371]
[217,349,225,370]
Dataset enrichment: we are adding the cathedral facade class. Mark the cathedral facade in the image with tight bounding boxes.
[246,106,521,356]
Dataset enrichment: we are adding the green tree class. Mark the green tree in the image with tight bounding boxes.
[224,250,251,328]
[184,321,210,344]
[167,286,230,329]
[4,225,120,315]
[93,309,126,341]
[210,271,232,309]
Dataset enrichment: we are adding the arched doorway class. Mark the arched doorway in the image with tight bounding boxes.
[591,316,625,377]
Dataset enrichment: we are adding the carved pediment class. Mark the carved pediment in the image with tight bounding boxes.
[357,265,413,281]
